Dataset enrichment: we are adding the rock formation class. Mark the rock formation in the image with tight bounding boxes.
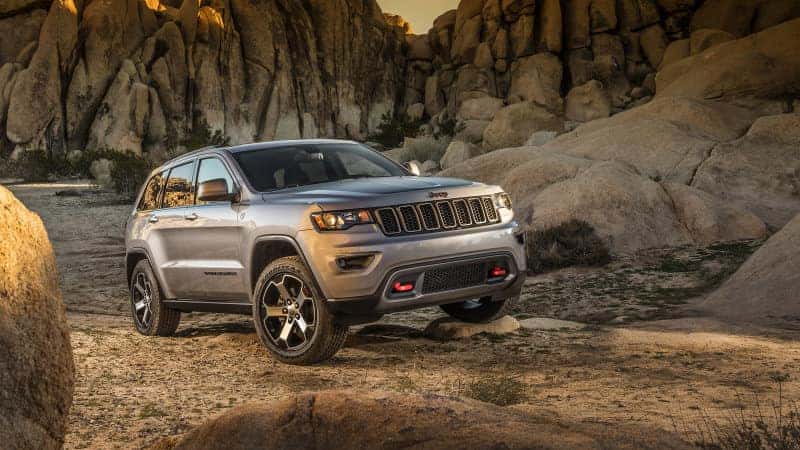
[0,185,75,449]
[152,390,690,450]
[0,0,407,160]
[701,213,800,327]
[403,0,800,147]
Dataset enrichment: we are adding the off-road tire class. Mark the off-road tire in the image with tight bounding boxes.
[252,256,348,365]
[130,259,181,336]
[440,297,516,323]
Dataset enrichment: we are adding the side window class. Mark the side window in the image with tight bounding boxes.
[138,172,165,211]
[196,158,235,205]
[162,162,196,208]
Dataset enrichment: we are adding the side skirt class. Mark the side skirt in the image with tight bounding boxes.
[164,300,251,315]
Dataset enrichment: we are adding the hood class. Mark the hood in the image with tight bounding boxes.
[259,176,495,209]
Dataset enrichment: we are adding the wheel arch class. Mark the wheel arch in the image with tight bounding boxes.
[249,236,325,299]
[126,249,150,286]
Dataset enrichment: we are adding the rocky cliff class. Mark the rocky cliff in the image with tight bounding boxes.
[404,0,800,148]
[0,0,407,160]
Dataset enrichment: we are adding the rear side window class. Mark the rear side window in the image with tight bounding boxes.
[138,172,165,211]
[162,161,196,208]
[196,158,235,205]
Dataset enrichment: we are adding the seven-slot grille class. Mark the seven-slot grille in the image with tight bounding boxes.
[374,196,501,235]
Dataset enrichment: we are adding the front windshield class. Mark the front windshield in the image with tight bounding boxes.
[232,143,406,192]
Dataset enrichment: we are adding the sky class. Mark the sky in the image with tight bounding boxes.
[377,0,460,33]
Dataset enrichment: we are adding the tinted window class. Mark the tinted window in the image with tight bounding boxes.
[233,143,405,192]
[162,162,196,208]
[138,172,165,211]
[196,158,235,205]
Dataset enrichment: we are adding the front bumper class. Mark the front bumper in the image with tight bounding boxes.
[326,254,525,321]
[296,219,526,319]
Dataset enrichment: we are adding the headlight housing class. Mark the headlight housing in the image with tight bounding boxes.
[311,210,373,231]
[494,192,513,210]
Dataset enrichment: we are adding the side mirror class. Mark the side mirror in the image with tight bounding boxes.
[197,179,236,202]
[404,161,421,176]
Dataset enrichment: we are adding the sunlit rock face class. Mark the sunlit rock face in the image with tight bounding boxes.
[0,185,75,449]
[0,0,407,159]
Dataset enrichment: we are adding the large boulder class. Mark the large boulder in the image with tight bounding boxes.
[0,9,46,66]
[528,161,765,253]
[689,28,736,54]
[565,80,611,122]
[440,140,484,169]
[439,146,539,186]
[700,213,800,327]
[506,53,563,111]
[540,97,758,184]
[690,0,761,37]
[657,19,800,105]
[692,113,800,229]
[457,96,505,121]
[0,186,74,449]
[156,390,690,450]
[482,102,563,151]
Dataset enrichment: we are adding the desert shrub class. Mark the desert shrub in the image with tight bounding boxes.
[182,121,230,152]
[435,115,466,139]
[108,152,151,198]
[0,150,58,181]
[526,219,611,274]
[683,374,800,450]
[368,111,425,149]
[463,376,528,406]
[404,135,451,163]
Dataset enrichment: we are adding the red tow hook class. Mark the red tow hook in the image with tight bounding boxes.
[392,281,415,293]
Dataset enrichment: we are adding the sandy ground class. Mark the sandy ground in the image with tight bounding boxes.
[8,182,800,449]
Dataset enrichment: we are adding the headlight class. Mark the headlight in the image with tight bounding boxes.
[494,192,513,210]
[311,210,373,231]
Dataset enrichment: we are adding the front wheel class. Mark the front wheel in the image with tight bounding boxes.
[252,256,348,365]
[440,297,516,323]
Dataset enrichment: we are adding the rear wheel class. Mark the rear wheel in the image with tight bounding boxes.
[129,259,181,336]
[439,297,515,323]
[252,256,348,365]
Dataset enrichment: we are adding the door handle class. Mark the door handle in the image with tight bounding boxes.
[185,213,199,221]
[148,216,159,223]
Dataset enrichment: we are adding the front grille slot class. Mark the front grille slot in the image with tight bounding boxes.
[417,203,440,230]
[376,208,401,234]
[374,197,501,236]
[422,262,488,294]
[469,198,487,224]
[437,201,457,229]
[398,205,421,232]
[483,197,499,222]
[452,199,473,226]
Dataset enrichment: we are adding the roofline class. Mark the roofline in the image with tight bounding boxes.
[152,139,366,172]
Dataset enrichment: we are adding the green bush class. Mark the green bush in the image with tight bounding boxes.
[435,115,465,139]
[0,151,55,181]
[526,220,611,274]
[367,111,425,149]
[108,152,152,198]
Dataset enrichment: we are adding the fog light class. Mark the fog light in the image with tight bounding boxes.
[392,281,415,293]
[489,266,507,278]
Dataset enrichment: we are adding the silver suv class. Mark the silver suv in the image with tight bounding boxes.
[125,140,526,364]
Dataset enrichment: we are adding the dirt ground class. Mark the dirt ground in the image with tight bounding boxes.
[8,182,800,450]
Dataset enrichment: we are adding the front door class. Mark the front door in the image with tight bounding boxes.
[181,156,248,301]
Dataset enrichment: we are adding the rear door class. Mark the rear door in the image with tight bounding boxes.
[180,156,247,301]
[149,160,197,299]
